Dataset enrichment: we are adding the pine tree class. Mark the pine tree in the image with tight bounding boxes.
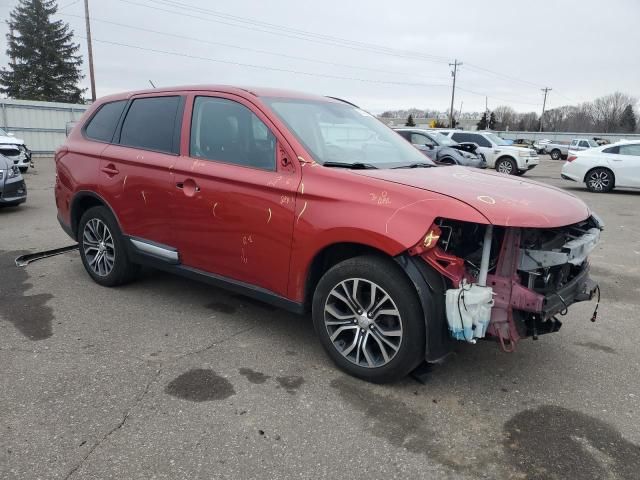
[488,112,497,130]
[1,0,85,102]
[405,114,416,127]
[619,105,637,133]
[476,112,487,130]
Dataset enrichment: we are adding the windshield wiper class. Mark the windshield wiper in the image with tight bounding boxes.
[322,161,378,169]
[392,162,436,169]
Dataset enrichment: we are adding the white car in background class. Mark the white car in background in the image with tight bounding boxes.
[561,141,640,192]
[436,129,539,175]
[0,127,32,173]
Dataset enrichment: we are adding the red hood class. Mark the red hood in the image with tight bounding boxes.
[355,166,590,228]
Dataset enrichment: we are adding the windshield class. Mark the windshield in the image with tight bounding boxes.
[430,131,456,146]
[588,140,599,147]
[0,127,8,136]
[263,98,434,167]
[484,133,510,146]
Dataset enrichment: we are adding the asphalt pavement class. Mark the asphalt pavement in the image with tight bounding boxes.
[1,157,639,479]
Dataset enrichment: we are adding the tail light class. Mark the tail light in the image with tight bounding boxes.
[567,155,577,162]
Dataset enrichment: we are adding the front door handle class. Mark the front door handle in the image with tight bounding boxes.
[176,178,200,197]
[101,164,119,176]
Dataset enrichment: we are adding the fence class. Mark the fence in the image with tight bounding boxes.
[496,130,640,144]
[0,98,89,156]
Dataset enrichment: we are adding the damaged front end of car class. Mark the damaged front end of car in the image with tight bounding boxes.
[408,214,603,354]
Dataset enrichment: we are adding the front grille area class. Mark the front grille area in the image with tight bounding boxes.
[1,180,26,199]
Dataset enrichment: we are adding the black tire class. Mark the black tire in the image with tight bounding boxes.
[585,167,614,193]
[78,206,139,286]
[19,167,28,173]
[312,255,427,383]
[438,156,457,166]
[550,149,561,160]
[496,157,517,175]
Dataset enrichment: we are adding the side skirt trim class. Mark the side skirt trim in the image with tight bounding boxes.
[124,237,304,314]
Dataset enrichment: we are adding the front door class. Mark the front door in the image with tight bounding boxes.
[170,94,300,297]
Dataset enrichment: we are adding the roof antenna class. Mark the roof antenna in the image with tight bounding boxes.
[148,80,156,88]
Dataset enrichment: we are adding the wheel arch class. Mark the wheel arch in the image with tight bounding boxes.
[303,242,393,312]
[583,166,615,186]
[69,191,122,240]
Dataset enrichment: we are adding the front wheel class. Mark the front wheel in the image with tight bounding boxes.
[496,157,517,175]
[19,167,28,173]
[585,168,614,193]
[312,255,426,383]
[550,149,561,160]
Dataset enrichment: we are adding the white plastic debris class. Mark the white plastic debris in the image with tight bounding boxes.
[445,281,494,343]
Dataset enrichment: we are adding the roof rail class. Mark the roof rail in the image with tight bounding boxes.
[325,96,359,108]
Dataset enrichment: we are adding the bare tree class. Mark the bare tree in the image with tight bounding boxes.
[492,105,517,130]
[589,92,636,132]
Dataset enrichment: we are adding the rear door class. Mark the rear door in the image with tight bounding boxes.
[170,93,299,297]
[99,94,184,249]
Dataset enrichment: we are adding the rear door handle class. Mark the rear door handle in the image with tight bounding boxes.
[176,179,200,196]
[101,164,119,176]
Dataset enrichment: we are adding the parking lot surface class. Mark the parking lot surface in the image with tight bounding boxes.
[1,157,639,479]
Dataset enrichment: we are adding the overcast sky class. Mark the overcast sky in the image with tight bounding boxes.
[1,0,639,113]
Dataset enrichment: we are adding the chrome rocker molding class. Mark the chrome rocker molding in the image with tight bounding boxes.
[129,237,179,264]
[125,235,304,314]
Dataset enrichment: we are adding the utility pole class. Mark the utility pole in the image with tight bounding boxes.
[449,59,462,128]
[84,0,96,102]
[539,87,551,132]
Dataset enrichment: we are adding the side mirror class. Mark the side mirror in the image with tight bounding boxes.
[426,144,434,150]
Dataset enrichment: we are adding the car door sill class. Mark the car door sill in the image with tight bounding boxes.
[125,237,304,314]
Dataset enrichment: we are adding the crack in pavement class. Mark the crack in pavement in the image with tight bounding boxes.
[174,324,258,360]
[61,324,256,478]
[63,367,163,480]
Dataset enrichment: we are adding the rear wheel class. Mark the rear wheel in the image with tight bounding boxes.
[78,206,139,286]
[312,255,426,383]
[550,149,561,160]
[496,157,517,175]
[585,168,614,193]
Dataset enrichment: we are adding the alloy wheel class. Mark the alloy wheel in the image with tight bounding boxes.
[497,160,514,174]
[588,170,610,191]
[82,218,115,276]
[323,278,403,368]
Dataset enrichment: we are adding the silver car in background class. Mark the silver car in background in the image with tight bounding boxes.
[0,153,27,207]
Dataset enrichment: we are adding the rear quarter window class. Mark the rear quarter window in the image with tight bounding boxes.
[84,100,127,143]
[119,96,183,154]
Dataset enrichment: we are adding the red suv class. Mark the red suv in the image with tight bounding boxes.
[55,86,601,382]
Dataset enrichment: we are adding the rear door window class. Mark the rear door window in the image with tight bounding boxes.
[619,144,640,156]
[119,96,183,154]
[84,100,127,143]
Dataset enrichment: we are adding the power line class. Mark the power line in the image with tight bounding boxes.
[82,37,454,89]
[117,0,452,65]
[143,0,550,93]
[58,13,451,83]
[464,63,545,89]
